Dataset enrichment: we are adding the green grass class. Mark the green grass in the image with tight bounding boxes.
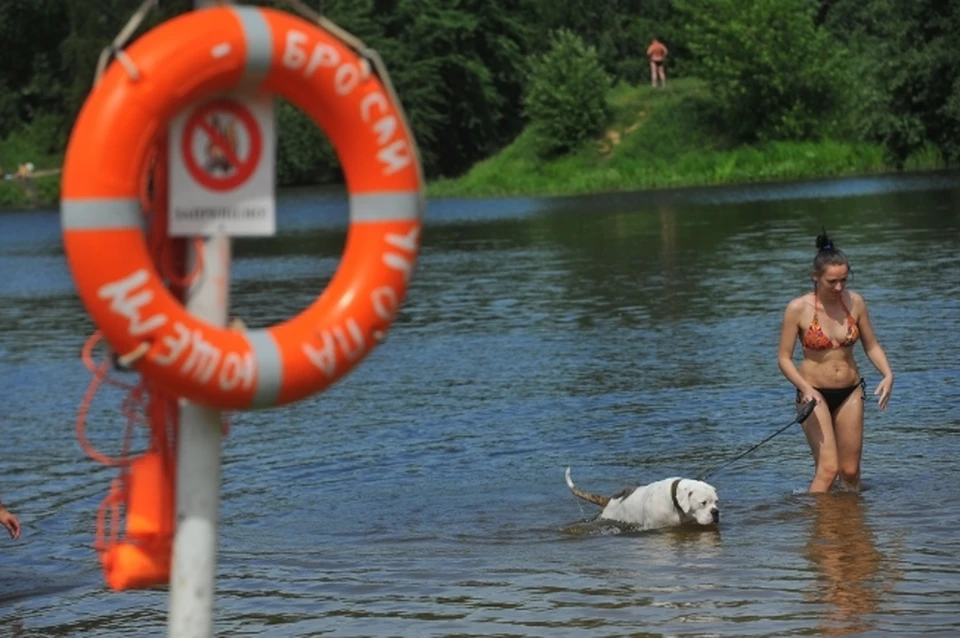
[0,174,60,209]
[427,78,942,198]
[0,120,63,209]
[0,77,948,208]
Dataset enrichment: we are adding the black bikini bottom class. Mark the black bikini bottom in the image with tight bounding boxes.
[796,378,865,413]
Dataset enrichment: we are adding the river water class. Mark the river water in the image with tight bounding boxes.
[1,172,959,637]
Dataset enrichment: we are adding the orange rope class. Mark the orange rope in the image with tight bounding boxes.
[80,332,138,391]
[76,353,138,467]
[78,135,188,571]
[79,134,231,582]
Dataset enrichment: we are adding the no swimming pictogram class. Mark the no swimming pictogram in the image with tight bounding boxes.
[181,98,262,192]
[169,91,276,237]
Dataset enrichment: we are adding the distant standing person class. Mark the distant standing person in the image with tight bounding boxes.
[0,499,20,540]
[647,38,668,88]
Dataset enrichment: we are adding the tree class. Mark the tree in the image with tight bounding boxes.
[677,0,849,143]
[528,0,689,84]
[271,0,379,185]
[844,0,960,166]
[523,29,612,157]
[0,0,71,137]
[376,0,532,177]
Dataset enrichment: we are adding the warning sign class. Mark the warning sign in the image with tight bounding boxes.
[169,92,275,237]
[182,99,262,191]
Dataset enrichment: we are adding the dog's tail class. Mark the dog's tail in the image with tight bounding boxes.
[565,467,610,508]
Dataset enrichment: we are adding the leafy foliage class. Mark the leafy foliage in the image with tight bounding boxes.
[677,0,849,143]
[1,0,959,188]
[272,0,376,184]
[529,0,690,84]
[830,0,960,166]
[376,0,532,177]
[523,29,612,157]
[274,101,341,187]
[0,0,69,140]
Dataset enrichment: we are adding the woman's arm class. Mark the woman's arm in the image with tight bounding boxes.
[855,294,894,409]
[778,298,816,402]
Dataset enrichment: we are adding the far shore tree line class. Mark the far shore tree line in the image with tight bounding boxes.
[1,0,957,187]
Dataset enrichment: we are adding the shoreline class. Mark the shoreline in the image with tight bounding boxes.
[424,163,950,201]
[4,165,958,215]
[422,136,945,200]
[4,163,959,214]
[3,80,948,210]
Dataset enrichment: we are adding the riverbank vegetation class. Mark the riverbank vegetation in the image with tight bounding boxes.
[428,79,943,198]
[1,0,958,207]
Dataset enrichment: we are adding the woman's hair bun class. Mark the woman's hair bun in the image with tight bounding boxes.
[816,227,835,251]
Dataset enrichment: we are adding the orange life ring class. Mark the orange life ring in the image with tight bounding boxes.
[61,6,423,409]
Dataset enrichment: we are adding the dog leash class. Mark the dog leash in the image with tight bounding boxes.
[696,400,816,481]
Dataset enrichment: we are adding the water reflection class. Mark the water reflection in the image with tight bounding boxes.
[803,494,893,635]
[0,617,25,638]
[658,205,677,271]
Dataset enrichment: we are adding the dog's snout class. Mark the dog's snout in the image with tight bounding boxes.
[711,508,720,524]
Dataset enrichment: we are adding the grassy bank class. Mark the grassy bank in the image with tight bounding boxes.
[0,119,63,209]
[0,174,60,209]
[427,78,943,198]
[2,77,945,209]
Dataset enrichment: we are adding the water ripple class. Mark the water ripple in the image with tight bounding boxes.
[1,175,959,635]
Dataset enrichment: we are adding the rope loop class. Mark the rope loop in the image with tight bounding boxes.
[93,0,159,86]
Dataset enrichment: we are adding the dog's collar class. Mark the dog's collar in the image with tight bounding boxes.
[670,479,684,514]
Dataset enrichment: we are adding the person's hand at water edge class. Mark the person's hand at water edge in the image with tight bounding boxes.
[0,504,21,540]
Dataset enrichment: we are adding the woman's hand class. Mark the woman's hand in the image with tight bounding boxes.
[799,388,824,410]
[0,506,20,540]
[874,376,894,411]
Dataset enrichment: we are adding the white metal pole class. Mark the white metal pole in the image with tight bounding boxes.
[169,3,231,637]
[169,235,230,638]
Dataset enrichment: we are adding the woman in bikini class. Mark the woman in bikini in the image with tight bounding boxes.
[777,230,894,493]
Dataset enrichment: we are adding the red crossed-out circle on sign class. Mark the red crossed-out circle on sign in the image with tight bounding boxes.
[181,98,262,192]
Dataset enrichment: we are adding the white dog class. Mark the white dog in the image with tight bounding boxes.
[565,467,720,529]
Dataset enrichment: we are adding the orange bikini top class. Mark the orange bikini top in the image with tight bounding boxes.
[802,291,859,350]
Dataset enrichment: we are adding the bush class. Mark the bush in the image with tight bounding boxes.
[0,175,59,209]
[849,1,960,167]
[275,100,341,187]
[678,0,849,143]
[523,29,612,157]
[0,113,64,178]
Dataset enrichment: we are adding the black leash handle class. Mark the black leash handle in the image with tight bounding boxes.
[696,401,816,482]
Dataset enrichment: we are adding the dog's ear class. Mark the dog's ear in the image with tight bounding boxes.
[674,480,693,513]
